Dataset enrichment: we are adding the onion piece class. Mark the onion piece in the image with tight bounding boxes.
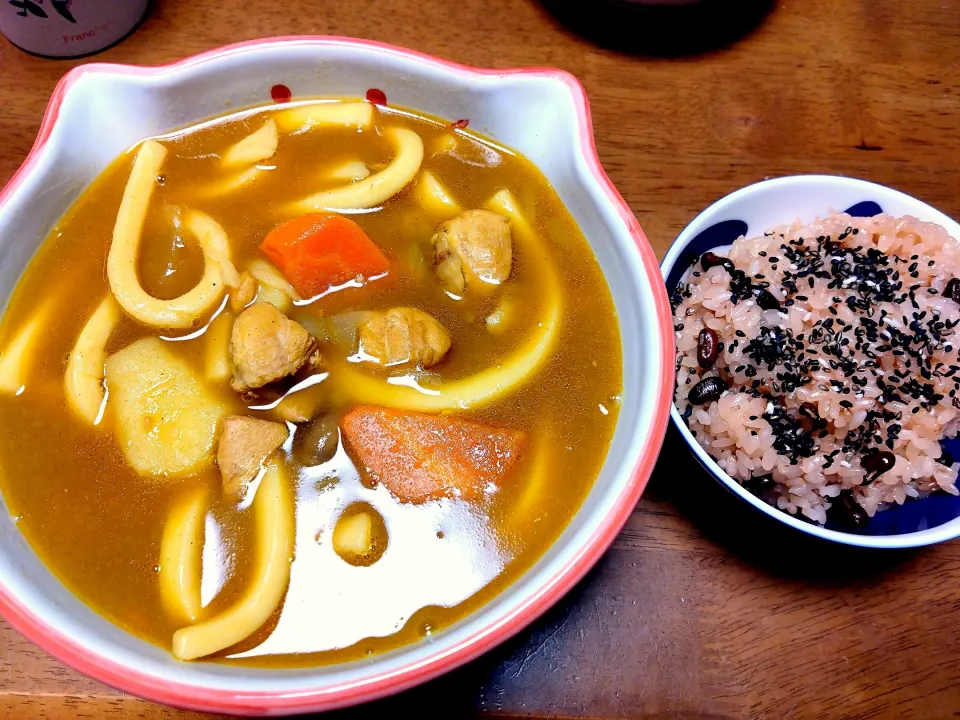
[325,311,373,352]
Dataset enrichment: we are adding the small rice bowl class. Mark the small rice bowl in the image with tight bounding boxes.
[672,212,960,526]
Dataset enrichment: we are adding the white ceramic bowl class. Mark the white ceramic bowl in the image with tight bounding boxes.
[0,37,673,714]
[662,174,960,549]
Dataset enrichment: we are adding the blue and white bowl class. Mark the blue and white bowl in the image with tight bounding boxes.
[662,175,960,548]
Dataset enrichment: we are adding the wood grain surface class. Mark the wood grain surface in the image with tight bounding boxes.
[3,1,960,718]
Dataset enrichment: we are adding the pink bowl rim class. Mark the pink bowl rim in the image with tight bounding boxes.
[0,36,675,715]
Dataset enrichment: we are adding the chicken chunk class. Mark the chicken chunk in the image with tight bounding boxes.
[358,307,451,367]
[431,209,512,295]
[230,302,318,392]
[217,415,288,496]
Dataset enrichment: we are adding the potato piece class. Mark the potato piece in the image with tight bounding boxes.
[327,160,371,183]
[485,291,517,334]
[256,284,291,313]
[106,338,231,477]
[0,298,54,395]
[202,118,279,199]
[196,166,263,199]
[221,119,278,168]
[412,171,462,219]
[331,503,387,566]
[248,258,297,313]
[431,133,457,156]
[333,512,372,556]
[272,381,328,424]
[204,311,233,383]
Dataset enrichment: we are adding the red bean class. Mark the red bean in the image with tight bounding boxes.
[697,328,719,368]
[828,491,869,530]
[862,450,895,480]
[745,474,774,495]
[688,376,728,405]
[945,278,960,303]
[700,251,735,273]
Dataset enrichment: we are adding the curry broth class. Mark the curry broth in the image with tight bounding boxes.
[0,102,622,666]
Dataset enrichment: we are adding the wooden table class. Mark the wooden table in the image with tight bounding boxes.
[3,1,960,717]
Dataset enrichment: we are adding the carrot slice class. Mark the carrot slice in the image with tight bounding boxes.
[260,212,389,299]
[341,406,526,502]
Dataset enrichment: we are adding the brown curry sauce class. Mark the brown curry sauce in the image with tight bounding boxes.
[0,102,621,666]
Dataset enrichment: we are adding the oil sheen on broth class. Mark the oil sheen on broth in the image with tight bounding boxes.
[0,100,622,667]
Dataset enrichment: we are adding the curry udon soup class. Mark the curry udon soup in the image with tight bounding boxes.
[0,100,622,666]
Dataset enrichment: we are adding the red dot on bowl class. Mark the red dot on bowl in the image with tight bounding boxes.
[270,84,292,103]
[366,88,387,106]
[451,118,470,130]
